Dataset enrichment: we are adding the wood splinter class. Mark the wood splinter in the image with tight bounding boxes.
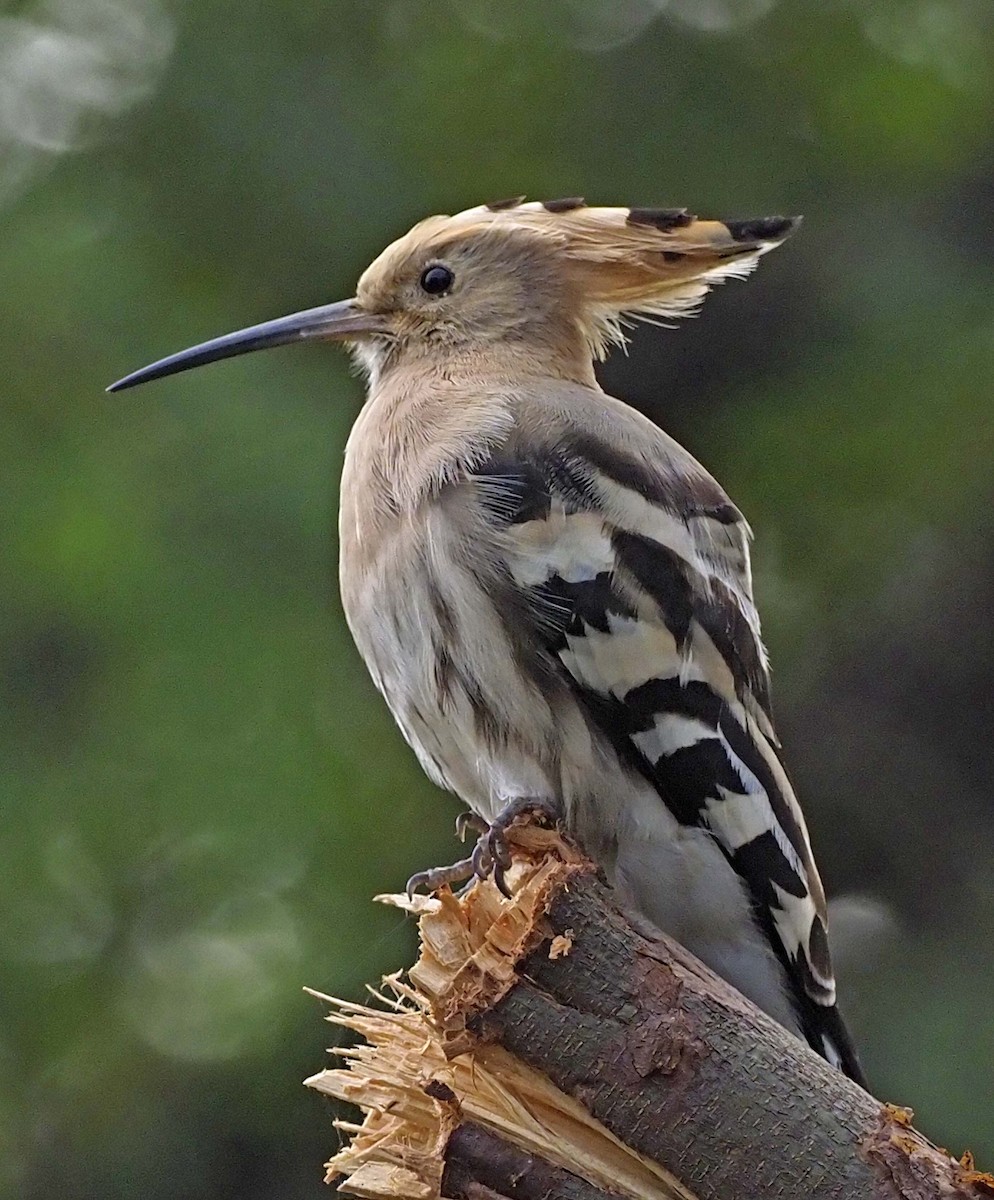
[305,827,993,1200]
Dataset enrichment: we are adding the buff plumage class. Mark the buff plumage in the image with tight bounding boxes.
[109,196,864,1086]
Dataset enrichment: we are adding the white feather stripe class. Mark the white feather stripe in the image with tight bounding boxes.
[715,725,764,796]
[558,609,759,721]
[591,476,767,686]
[741,708,821,890]
[704,706,814,894]
[713,727,809,887]
[688,620,777,744]
[504,510,613,587]
[630,713,715,761]
[559,613,680,700]
[770,883,813,960]
[706,787,779,851]
[627,711,809,893]
[772,884,836,1007]
[593,472,757,599]
[593,475,713,576]
[682,621,741,711]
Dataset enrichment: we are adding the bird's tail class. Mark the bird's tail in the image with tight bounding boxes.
[799,996,868,1089]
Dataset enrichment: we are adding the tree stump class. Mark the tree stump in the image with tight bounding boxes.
[305,826,992,1200]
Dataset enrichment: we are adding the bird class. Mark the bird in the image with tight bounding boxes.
[109,196,865,1086]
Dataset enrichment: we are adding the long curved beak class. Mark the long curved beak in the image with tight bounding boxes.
[107,298,388,393]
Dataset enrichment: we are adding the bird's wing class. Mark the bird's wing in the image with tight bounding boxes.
[467,428,863,1082]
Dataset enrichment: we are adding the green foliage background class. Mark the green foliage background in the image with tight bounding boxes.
[3,1,994,1195]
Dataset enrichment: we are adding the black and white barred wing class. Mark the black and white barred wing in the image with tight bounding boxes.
[471,439,862,1081]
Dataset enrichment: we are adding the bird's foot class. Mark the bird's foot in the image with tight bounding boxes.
[405,856,476,897]
[407,797,558,901]
[455,811,488,841]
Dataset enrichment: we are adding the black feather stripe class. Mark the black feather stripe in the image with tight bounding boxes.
[539,572,638,640]
[695,578,772,715]
[471,455,552,526]
[626,207,694,231]
[491,431,744,537]
[469,444,864,1084]
[485,196,525,211]
[732,829,806,900]
[612,530,694,648]
[807,912,833,985]
[541,447,599,511]
[725,216,798,242]
[566,432,726,513]
[728,861,865,1084]
[470,448,598,523]
[563,674,748,835]
[647,738,744,826]
[716,708,811,873]
[623,676,723,727]
[542,196,585,212]
[802,1000,867,1088]
[696,500,742,525]
[612,523,770,717]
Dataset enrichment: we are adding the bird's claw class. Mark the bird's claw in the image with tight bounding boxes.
[408,797,559,901]
[480,796,557,895]
[455,811,488,842]
[405,856,475,898]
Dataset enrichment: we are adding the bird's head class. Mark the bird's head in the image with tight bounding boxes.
[108,198,799,393]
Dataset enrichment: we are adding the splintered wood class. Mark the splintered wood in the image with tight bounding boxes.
[305,828,687,1200]
[306,827,991,1200]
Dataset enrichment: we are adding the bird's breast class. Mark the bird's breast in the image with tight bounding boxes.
[339,488,569,821]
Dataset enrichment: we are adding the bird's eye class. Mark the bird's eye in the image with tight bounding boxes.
[419,265,454,295]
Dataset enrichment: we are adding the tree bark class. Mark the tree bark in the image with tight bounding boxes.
[306,827,992,1200]
[442,1122,628,1200]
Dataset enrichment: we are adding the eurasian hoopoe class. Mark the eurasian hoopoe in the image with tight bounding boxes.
[110,197,865,1085]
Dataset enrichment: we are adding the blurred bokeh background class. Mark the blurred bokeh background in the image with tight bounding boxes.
[3,0,994,1195]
